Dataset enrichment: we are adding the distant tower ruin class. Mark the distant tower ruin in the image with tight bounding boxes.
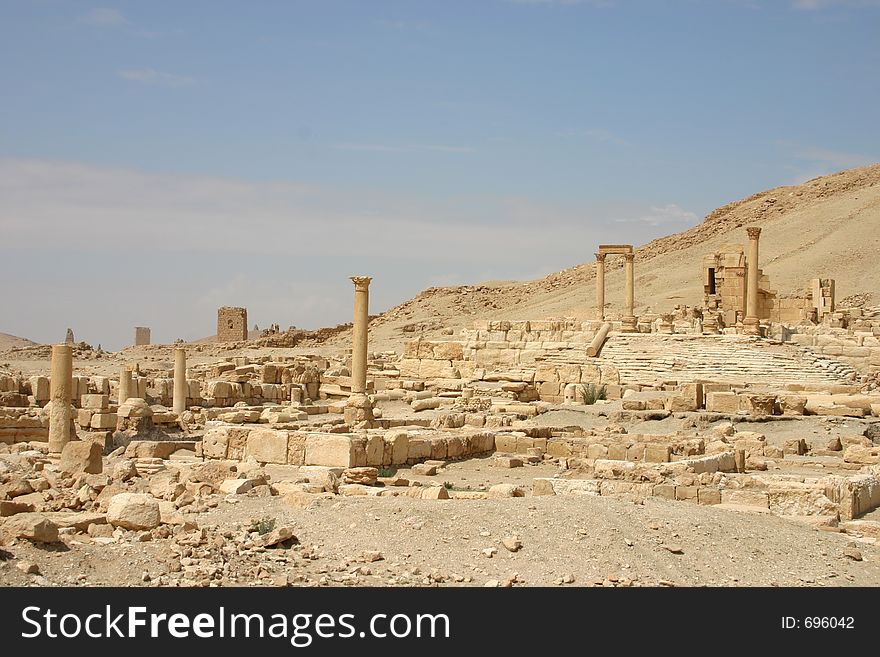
[217,307,248,342]
[134,326,151,346]
[64,328,75,344]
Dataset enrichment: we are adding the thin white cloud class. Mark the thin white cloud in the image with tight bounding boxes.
[0,157,690,348]
[614,204,698,227]
[118,68,194,87]
[792,0,880,8]
[506,0,613,6]
[555,128,629,146]
[374,19,430,29]
[79,7,128,27]
[797,146,876,169]
[777,140,877,183]
[331,143,475,153]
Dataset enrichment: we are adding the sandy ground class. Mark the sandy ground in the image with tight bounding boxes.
[2,485,877,588]
[2,403,879,588]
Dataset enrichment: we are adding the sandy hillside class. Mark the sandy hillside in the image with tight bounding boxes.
[0,332,36,351]
[353,164,880,351]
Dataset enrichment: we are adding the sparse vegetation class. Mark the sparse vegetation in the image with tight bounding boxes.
[249,516,276,535]
[378,467,396,478]
[579,383,607,405]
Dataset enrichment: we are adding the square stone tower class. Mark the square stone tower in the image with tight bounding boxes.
[134,326,151,346]
[217,307,248,342]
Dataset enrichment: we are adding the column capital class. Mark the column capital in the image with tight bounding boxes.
[595,252,606,263]
[624,253,635,262]
[746,226,762,240]
[350,276,372,291]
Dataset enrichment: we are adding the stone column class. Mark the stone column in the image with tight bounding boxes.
[345,276,374,426]
[744,226,762,335]
[350,276,371,395]
[621,253,638,332]
[595,253,606,320]
[119,366,133,404]
[173,347,187,414]
[48,344,73,456]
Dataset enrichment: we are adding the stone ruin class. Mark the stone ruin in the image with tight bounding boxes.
[1,234,879,585]
[217,306,248,342]
[703,228,837,328]
[134,326,151,346]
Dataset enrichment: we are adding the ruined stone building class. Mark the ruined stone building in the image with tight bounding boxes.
[217,307,248,342]
[702,239,834,326]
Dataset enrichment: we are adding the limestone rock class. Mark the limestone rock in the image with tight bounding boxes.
[501,536,522,552]
[342,467,379,485]
[411,463,437,476]
[106,493,161,530]
[488,484,524,499]
[2,513,60,543]
[59,440,103,475]
[256,526,297,548]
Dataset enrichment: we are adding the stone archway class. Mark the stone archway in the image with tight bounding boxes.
[595,244,637,332]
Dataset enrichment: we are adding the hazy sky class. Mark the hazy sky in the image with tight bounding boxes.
[2,0,878,350]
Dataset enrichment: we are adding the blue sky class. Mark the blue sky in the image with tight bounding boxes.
[1,0,878,349]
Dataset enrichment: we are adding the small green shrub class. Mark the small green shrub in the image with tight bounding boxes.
[378,467,396,478]
[579,383,607,405]
[249,516,276,535]
[443,481,454,490]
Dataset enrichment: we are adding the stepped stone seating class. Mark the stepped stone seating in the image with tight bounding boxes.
[587,334,856,386]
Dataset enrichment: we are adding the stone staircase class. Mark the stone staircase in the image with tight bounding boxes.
[590,334,856,386]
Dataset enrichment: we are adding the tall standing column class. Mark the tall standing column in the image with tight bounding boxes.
[350,276,372,395]
[173,347,187,414]
[119,366,133,404]
[621,253,638,332]
[48,344,73,456]
[744,226,762,335]
[595,253,606,320]
[345,276,375,426]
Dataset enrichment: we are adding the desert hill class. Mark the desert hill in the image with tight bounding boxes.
[356,164,880,351]
[0,332,37,351]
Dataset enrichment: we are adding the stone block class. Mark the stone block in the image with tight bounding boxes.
[385,430,409,465]
[706,392,738,413]
[1,512,59,543]
[81,394,109,410]
[304,434,357,467]
[652,484,676,500]
[407,438,432,461]
[644,444,672,463]
[59,441,103,475]
[246,429,289,464]
[90,412,117,430]
[675,485,698,502]
[106,493,160,530]
[697,488,721,505]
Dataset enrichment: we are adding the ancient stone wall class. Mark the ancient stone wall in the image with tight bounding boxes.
[134,326,151,346]
[217,306,248,342]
